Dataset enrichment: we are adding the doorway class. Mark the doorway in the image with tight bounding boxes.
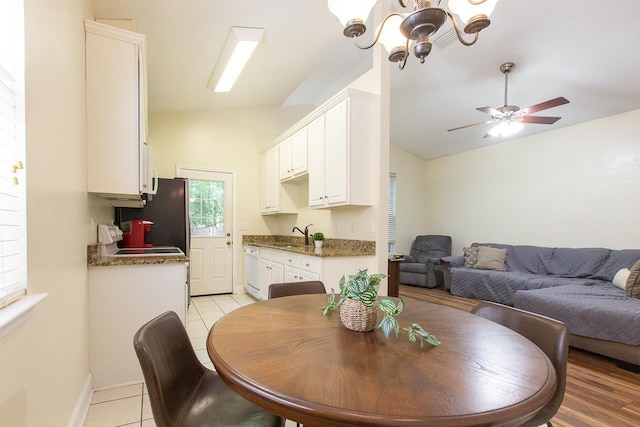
[177,166,234,295]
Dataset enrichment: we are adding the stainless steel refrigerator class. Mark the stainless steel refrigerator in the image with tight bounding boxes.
[116,177,191,288]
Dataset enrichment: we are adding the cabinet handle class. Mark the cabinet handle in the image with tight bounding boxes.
[306,263,310,267]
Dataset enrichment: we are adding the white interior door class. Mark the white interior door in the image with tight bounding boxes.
[177,166,234,295]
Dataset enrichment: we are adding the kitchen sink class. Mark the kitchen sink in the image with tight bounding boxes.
[269,243,303,248]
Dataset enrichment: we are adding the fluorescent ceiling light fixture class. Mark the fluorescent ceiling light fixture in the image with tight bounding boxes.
[208,27,264,93]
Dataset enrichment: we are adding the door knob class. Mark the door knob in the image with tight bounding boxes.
[226,241,231,245]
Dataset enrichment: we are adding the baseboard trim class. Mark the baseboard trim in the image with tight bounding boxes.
[68,373,93,427]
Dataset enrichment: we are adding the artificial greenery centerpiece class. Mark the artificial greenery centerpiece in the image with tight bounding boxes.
[312,232,324,241]
[322,269,441,349]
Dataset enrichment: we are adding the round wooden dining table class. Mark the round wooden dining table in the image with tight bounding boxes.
[207,294,556,427]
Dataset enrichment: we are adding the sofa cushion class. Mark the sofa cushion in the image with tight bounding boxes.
[475,246,507,271]
[593,250,640,281]
[463,246,479,268]
[514,284,640,345]
[477,244,637,280]
[612,268,630,290]
[626,259,640,299]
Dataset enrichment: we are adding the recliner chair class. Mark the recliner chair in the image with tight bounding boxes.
[399,235,451,288]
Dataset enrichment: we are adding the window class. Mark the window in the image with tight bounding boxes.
[388,173,396,255]
[189,179,225,237]
[0,0,27,308]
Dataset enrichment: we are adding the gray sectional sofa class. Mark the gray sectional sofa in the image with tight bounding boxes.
[442,243,640,367]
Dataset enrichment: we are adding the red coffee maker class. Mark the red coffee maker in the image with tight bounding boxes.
[121,220,153,248]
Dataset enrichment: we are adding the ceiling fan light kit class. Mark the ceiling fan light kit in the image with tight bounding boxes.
[327,0,499,69]
[448,62,570,138]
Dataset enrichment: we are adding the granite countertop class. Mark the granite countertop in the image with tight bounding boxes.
[87,245,189,267]
[242,235,375,258]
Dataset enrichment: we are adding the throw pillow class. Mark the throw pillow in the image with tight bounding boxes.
[626,259,640,299]
[463,246,480,268]
[475,246,508,271]
[612,268,630,290]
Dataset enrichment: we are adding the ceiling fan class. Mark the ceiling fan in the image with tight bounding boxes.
[448,62,570,138]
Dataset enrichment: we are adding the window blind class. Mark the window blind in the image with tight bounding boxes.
[0,0,27,308]
[388,173,396,253]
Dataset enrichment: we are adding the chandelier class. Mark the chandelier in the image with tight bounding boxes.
[327,0,499,69]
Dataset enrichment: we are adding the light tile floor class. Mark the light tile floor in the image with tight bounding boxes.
[83,293,297,427]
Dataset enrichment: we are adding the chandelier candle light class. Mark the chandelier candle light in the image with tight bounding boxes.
[327,0,499,69]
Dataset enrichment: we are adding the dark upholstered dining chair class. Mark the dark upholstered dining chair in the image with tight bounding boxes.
[133,311,285,427]
[471,301,569,427]
[399,235,451,288]
[268,281,326,299]
[268,280,326,427]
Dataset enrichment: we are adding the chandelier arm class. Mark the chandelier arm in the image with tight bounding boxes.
[353,12,406,50]
[468,0,490,5]
[445,11,479,47]
[398,0,411,8]
[397,38,411,70]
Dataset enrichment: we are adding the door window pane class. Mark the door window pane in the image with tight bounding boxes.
[189,179,225,237]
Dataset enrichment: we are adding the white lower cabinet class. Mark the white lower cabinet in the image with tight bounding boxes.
[89,262,188,389]
[254,247,375,298]
[259,248,284,300]
[258,248,324,298]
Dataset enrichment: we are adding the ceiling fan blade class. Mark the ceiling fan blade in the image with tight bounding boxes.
[447,119,495,132]
[476,106,501,116]
[521,115,562,125]
[521,97,569,114]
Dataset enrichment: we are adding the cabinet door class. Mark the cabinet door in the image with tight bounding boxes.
[290,127,308,176]
[278,137,292,180]
[270,261,284,286]
[86,21,147,201]
[307,115,326,207]
[300,270,321,281]
[86,31,140,196]
[267,147,280,212]
[285,266,302,282]
[260,152,270,214]
[259,258,271,300]
[323,99,349,205]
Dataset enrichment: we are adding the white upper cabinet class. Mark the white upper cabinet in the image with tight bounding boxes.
[261,87,377,213]
[85,20,150,207]
[279,127,308,182]
[261,146,297,215]
[307,115,326,207]
[308,89,377,209]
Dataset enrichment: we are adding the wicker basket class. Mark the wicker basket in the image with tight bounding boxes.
[339,298,378,332]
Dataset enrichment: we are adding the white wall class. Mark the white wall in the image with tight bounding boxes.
[147,109,294,288]
[0,0,96,425]
[421,109,640,255]
[389,144,429,255]
[148,64,392,290]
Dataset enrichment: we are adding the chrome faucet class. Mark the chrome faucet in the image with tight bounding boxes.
[292,224,313,246]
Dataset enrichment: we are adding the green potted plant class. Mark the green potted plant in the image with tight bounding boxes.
[312,232,324,248]
[322,269,440,348]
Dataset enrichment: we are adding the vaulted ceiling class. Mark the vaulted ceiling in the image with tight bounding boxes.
[91,0,640,160]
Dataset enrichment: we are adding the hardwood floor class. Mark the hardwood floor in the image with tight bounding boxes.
[398,285,640,427]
